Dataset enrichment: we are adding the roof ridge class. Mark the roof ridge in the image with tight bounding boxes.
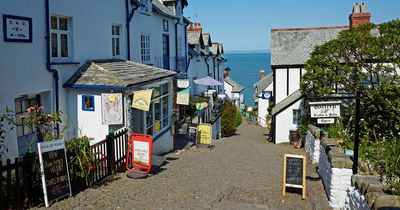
[271,25,349,32]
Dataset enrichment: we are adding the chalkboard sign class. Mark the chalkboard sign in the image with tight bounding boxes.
[38,139,72,207]
[188,123,197,140]
[282,154,306,199]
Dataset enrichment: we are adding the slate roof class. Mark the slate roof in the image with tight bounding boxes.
[225,77,245,93]
[188,31,203,45]
[152,0,177,19]
[218,43,224,54]
[64,59,176,89]
[253,72,273,100]
[202,33,212,46]
[211,43,220,55]
[271,26,349,66]
[271,90,303,116]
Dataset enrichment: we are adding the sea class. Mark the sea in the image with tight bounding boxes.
[224,52,272,106]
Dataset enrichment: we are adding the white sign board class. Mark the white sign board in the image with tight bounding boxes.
[317,118,335,124]
[134,141,150,166]
[309,101,341,118]
[177,79,190,88]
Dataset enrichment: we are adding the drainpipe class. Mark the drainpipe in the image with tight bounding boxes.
[125,0,139,60]
[175,18,179,72]
[186,53,193,79]
[184,20,189,78]
[217,59,221,93]
[204,54,210,76]
[45,0,59,117]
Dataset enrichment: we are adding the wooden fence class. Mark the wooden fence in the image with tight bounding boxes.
[0,128,129,209]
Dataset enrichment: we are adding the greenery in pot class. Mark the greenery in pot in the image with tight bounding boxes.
[66,136,94,187]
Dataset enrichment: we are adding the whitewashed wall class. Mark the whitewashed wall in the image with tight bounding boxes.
[152,129,173,155]
[188,54,208,96]
[344,187,370,210]
[275,100,302,143]
[256,83,273,127]
[305,131,320,164]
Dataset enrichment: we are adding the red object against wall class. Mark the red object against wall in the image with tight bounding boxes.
[126,133,153,174]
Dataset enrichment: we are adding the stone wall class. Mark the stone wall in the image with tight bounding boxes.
[306,125,353,209]
[344,175,400,210]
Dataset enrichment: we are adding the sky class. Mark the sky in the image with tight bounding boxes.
[184,0,400,52]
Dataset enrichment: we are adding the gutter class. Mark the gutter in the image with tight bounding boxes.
[175,17,179,72]
[186,53,193,79]
[125,0,139,60]
[204,54,210,76]
[45,0,59,116]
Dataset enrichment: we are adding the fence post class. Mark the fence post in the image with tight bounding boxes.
[106,132,115,175]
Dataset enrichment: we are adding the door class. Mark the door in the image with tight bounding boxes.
[162,34,170,70]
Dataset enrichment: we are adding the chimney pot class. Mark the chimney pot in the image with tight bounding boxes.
[349,3,371,28]
[260,70,265,80]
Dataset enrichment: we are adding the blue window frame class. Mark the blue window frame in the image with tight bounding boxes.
[82,95,95,111]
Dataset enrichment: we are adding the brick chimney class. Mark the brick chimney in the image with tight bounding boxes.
[349,3,371,28]
[188,23,202,32]
[260,70,265,80]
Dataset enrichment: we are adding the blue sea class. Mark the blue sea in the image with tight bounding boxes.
[224,52,272,106]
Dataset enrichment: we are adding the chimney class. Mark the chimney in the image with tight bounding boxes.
[260,70,265,80]
[188,23,202,32]
[224,68,229,79]
[349,3,371,28]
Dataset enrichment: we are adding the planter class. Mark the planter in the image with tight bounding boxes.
[289,129,299,144]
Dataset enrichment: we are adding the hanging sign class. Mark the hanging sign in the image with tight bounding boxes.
[176,88,190,105]
[282,154,306,200]
[317,118,335,124]
[126,133,153,174]
[38,139,72,207]
[177,79,190,88]
[261,91,272,100]
[132,89,153,111]
[309,101,341,118]
[197,123,212,146]
[102,93,123,125]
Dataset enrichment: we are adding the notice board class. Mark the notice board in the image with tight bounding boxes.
[282,154,306,199]
[38,139,72,207]
[197,123,211,146]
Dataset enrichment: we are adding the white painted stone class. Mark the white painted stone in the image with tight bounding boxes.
[344,187,370,210]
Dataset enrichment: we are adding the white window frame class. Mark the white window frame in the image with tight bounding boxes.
[293,109,301,126]
[50,15,72,62]
[112,24,121,57]
[143,81,172,138]
[141,33,151,64]
[139,0,150,13]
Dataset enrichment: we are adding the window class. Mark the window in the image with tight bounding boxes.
[50,15,71,61]
[163,19,168,32]
[293,109,301,126]
[141,34,151,63]
[144,83,171,136]
[139,0,149,13]
[15,96,40,138]
[82,95,95,111]
[112,25,121,57]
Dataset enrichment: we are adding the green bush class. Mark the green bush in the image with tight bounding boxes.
[222,100,239,137]
[234,109,242,127]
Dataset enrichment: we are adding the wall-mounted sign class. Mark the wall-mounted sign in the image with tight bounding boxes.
[309,101,341,118]
[132,89,153,111]
[177,79,190,88]
[3,14,32,42]
[102,93,123,125]
[261,91,272,100]
[176,88,189,105]
[317,118,335,124]
[38,139,71,207]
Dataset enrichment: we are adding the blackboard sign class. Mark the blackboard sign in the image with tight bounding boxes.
[188,123,197,140]
[38,139,72,207]
[282,154,306,199]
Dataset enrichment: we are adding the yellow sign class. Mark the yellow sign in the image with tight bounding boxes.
[154,121,161,133]
[197,123,212,145]
[132,89,153,111]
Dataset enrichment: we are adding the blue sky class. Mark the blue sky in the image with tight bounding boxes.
[184,0,400,52]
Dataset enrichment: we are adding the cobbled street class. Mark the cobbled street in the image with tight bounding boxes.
[42,121,328,210]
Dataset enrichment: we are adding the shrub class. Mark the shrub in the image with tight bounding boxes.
[66,136,94,187]
[222,100,239,137]
[234,109,242,127]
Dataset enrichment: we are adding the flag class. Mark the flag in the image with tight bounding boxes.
[132,89,153,111]
[176,88,189,105]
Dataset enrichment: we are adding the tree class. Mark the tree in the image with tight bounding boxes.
[301,20,400,194]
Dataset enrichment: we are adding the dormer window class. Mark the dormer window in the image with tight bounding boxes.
[139,0,149,13]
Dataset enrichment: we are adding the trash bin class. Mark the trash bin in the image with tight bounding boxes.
[289,129,299,144]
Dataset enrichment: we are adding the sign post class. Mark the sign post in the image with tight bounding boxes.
[188,123,198,143]
[282,154,306,200]
[197,123,212,147]
[38,139,72,207]
[126,133,153,174]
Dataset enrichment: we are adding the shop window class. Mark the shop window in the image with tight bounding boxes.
[82,95,95,111]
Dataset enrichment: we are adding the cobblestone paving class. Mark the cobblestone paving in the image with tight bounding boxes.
[40,121,328,210]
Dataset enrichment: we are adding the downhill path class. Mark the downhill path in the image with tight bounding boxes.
[44,120,328,210]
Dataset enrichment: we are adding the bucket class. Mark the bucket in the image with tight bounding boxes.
[289,129,299,144]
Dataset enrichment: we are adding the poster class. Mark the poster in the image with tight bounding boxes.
[38,139,71,207]
[133,141,150,167]
[132,89,153,111]
[198,123,212,145]
[101,93,123,125]
[176,88,189,105]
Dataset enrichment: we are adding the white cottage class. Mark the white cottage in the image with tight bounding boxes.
[224,68,245,108]
[270,3,371,144]
[253,70,273,127]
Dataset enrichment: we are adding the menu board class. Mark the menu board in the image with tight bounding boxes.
[188,123,198,140]
[38,139,71,207]
[197,123,212,146]
[282,154,306,199]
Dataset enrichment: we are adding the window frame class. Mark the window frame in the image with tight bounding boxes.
[82,95,95,112]
[112,24,121,57]
[15,96,40,138]
[140,33,151,64]
[143,82,172,138]
[50,15,72,62]
[292,109,301,126]
[139,0,150,13]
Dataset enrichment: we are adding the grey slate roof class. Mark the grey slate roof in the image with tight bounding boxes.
[253,72,273,100]
[64,59,176,89]
[211,43,220,55]
[218,43,224,54]
[202,33,212,46]
[271,90,303,116]
[271,26,348,66]
[188,31,203,45]
[152,0,177,19]
[225,77,245,93]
